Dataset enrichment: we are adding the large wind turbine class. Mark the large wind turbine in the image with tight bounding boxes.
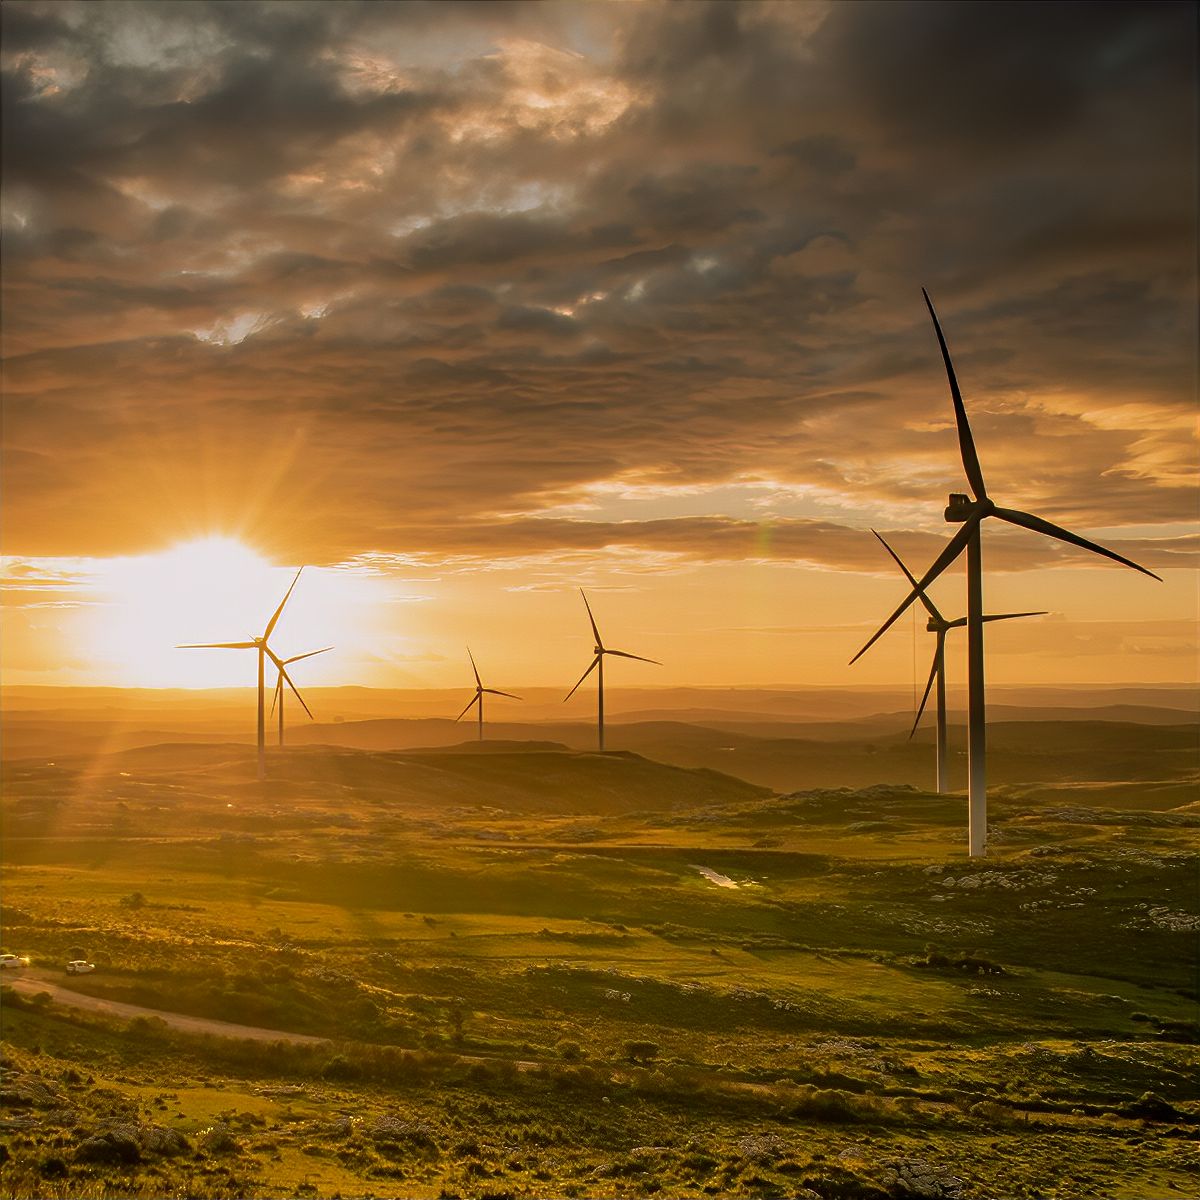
[270,646,332,746]
[455,647,521,741]
[177,567,309,781]
[852,292,1160,857]
[872,531,1045,794]
[565,589,660,752]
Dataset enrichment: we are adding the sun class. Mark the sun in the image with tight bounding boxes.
[78,537,348,688]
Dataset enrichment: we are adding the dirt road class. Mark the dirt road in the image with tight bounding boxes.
[4,972,328,1045]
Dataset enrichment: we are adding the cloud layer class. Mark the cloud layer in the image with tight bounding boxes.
[2,0,1196,578]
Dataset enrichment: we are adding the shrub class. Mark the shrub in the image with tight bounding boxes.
[38,1155,68,1178]
[557,1040,585,1062]
[789,1087,892,1125]
[322,1055,364,1081]
[624,1041,660,1064]
[1121,1093,1182,1123]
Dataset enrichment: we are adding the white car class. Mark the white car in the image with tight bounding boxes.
[0,954,30,969]
[65,960,95,975]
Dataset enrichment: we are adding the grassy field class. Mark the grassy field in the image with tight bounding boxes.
[1,735,1197,1199]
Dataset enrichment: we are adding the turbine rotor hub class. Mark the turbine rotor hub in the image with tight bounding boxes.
[944,493,993,522]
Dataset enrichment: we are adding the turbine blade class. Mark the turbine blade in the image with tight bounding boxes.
[992,507,1162,581]
[278,662,313,719]
[467,646,482,688]
[564,655,600,701]
[482,689,522,700]
[606,649,662,665]
[923,288,988,501]
[947,611,1048,629]
[850,518,979,664]
[284,646,333,665]
[264,567,304,640]
[909,652,939,741]
[872,530,942,622]
[580,588,603,648]
[176,641,256,649]
[454,695,479,722]
[270,674,282,717]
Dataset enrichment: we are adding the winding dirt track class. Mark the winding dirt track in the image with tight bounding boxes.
[4,972,328,1045]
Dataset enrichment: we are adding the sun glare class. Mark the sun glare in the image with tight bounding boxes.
[77,537,366,688]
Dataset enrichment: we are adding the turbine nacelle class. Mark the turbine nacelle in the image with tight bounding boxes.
[944,493,988,522]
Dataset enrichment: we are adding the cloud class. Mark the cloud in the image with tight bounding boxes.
[1,0,1194,579]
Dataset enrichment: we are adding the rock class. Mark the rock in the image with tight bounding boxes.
[881,1157,964,1198]
[140,1124,190,1156]
[370,1115,436,1148]
[737,1132,787,1164]
[75,1126,143,1165]
[0,1076,61,1108]
[74,1121,189,1164]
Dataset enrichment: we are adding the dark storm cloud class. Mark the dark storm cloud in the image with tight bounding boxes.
[1,0,1195,567]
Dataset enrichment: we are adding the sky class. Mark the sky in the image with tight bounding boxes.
[1,0,1196,692]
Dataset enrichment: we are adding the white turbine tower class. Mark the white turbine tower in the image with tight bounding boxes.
[270,646,332,746]
[177,567,309,780]
[852,292,1160,857]
[871,531,1045,794]
[455,647,521,741]
[565,589,660,752]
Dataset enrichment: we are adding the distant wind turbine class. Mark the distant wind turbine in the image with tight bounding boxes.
[270,646,333,747]
[565,589,660,752]
[177,567,309,781]
[455,647,521,741]
[852,291,1160,857]
[871,531,1044,793]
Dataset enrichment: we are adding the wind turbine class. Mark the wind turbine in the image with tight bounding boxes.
[177,567,309,781]
[270,646,332,747]
[454,647,521,741]
[852,291,1160,857]
[872,531,1045,794]
[565,589,660,751]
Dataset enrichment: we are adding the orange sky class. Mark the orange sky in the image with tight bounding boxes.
[2,1,1196,690]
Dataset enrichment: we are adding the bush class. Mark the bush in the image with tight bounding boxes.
[624,1041,660,1064]
[202,1124,239,1154]
[557,1040,585,1061]
[789,1087,892,1125]
[38,1155,68,1178]
[1121,1092,1182,1123]
[322,1055,364,1081]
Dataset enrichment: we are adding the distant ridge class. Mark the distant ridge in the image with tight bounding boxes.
[9,741,771,816]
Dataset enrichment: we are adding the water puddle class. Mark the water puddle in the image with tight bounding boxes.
[691,865,744,889]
